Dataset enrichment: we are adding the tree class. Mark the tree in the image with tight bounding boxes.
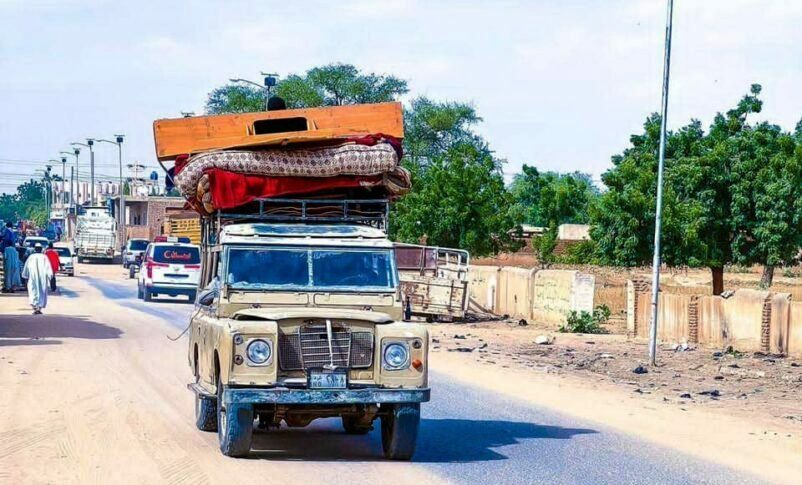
[728,123,802,287]
[206,84,265,114]
[403,97,482,166]
[590,114,709,280]
[510,165,598,227]
[0,180,48,226]
[591,84,802,294]
[205,63,408,114]
[391,141,520,256]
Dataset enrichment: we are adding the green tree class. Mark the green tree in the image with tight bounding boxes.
[510,165,598,227]
[392,141,520,256]
[206,84,265,114]
[591,84,802,293]
[403,97,482,166]
[0,180,48,226]
[590,114,709,280]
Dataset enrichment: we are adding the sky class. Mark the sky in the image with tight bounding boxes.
[2,0,802,194]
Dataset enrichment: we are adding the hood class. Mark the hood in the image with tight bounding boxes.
[231,307,394,324]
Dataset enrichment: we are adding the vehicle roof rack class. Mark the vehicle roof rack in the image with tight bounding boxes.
[214,198,390,231]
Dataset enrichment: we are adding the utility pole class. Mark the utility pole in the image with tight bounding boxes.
[230,73,279,111]
[60,149,79,206]
[60,157,67,206]
[98,135,125,243]
[88,139,95,205]
[648,0,675,366]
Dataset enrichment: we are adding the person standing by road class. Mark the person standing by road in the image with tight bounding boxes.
[2,221,16,250]
[2,222,22,293]
[44,242,61,292]
[21,243,53,314]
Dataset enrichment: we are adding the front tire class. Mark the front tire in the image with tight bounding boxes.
[144,287,153,302]
[128,266,136,279]
[381,403,420,460]
[195,392,218,432]
[137,283,144,299]
[217,376,253,457]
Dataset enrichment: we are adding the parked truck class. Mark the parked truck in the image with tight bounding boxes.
[74,207,117,263]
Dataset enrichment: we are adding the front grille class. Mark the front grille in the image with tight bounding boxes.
[278,324,374,371]
[300,324,350,368]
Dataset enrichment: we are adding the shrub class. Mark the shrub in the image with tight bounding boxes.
[559,305,610,334]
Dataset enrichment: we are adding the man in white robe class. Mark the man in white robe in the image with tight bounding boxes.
[21,243,53,314]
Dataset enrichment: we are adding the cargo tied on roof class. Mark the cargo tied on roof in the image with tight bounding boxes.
[152,102,410,216]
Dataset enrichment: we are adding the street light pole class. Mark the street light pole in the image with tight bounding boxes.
[230,73,278,111]
[88,139,95,205]
[70,142,89,205]
[648,0,675,366]
[60,149,79,207]
[97,135,125,243]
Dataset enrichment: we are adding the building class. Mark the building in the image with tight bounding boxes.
[107,195,187,244]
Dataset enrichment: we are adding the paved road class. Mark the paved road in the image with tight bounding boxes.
[0,266,764,484]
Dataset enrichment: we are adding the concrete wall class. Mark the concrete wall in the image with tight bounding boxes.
[628,282,802,357]
[469,266,595,326]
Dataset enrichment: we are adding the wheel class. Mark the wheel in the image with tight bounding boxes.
[342,415,371,435]
[381,403,420,460]
[68,272,75,277]
[129,266,136,279]
[144,288,153,302]
[217,375,253,457]
[137,283,144,299]
[187,291,197,303]
[123,262,129,269]
[195,392,218,432]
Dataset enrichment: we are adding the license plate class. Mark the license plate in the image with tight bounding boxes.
[308,369,347,389]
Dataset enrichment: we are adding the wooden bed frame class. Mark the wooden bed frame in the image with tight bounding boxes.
[153,102,404,161]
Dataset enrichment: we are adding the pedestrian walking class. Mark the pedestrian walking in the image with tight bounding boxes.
[21,243,53,314]
[44,242,61,292]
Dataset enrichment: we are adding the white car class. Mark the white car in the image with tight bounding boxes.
[53,245,76,277]
[137,238,201,302]
[123,238,150,268]
[22,236,50,261]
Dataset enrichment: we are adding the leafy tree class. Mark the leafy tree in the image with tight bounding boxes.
[0,180,48,226]
[403,97,482,167]
[206,84,265,114]
[591,84,802,293]
[590,114,709,280]
[205,63,408,114]
[391,141,520,256]
[728,123,802,286]
[510,165,598,227]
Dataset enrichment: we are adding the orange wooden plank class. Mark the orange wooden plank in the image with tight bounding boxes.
[153,102,404,161]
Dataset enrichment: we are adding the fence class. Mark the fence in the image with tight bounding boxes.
[468,266,595,325]
[627,280,802,357]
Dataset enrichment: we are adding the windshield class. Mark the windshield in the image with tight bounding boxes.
[225,247,397,291]
[129,240,149,251]
[54,248,72,257]
[152,245,200,264]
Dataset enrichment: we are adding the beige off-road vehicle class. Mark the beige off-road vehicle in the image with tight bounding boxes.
[187,199,429,459]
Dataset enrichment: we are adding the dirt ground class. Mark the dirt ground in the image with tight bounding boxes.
[430,317,802,432]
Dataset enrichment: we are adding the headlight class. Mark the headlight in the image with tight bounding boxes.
[246,339,271,365]
[383,342,410,370]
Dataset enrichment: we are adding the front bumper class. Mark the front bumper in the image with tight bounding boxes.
[189,383,430,406]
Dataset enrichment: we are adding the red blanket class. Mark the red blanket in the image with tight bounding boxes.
[206,170,385,210]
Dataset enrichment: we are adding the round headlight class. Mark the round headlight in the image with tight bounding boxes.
[246,339,271,365]
[383,343,410,369]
